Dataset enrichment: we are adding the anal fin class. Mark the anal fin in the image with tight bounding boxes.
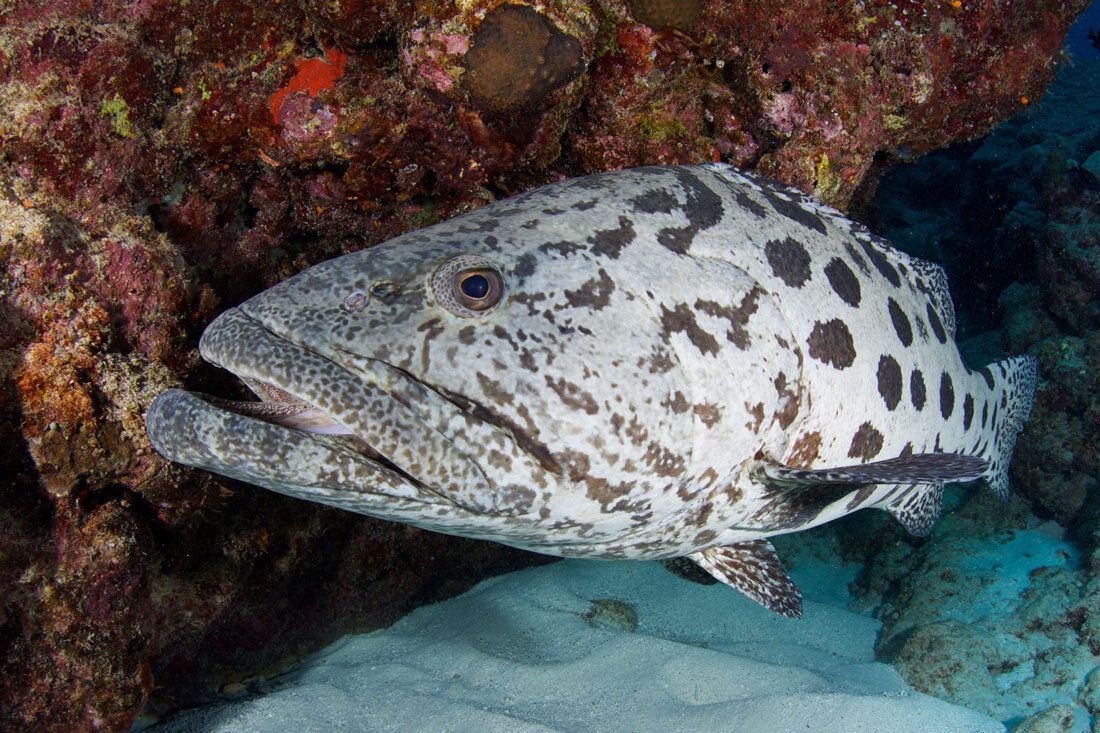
[884,483,944,537]
[689,540,802,619]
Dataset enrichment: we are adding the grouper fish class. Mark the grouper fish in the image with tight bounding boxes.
[146,163,1038,618]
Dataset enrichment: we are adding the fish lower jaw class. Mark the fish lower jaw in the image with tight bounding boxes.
[209,376,440,493]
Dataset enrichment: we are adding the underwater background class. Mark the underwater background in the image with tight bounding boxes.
[155,11,1100,729]
[0,0,1098,730]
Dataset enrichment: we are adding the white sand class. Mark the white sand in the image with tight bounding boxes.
[154,557,1002,732]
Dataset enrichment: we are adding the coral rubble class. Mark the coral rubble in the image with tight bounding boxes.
[0,0,1087,728]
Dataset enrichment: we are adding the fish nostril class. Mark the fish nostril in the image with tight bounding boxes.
[369,281,400,300]
[344,290,368,311]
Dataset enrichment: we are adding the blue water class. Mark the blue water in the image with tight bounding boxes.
[1066,0,1100,58]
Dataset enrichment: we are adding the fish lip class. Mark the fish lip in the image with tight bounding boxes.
[160,390,398,471]
[196,308,362,437]
[146,388,453,508]
[183,306,499,512]
[183,386,423,487]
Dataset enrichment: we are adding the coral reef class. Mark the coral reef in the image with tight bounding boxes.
[575,0,1087,205]
[848,489,1100,729]
[0,0,1087,728]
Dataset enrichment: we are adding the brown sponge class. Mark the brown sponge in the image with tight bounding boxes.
[462,4,584,113]
[628,0,702,31]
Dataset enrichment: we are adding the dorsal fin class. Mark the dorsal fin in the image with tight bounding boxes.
[908,256,957,339]
[751,452,988,489]
[838,219,957,339]
[689,540,802,618]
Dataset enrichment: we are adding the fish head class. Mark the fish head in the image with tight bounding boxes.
[148,181,700,549]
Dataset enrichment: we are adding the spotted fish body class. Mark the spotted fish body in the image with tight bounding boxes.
[147,164,1037,618]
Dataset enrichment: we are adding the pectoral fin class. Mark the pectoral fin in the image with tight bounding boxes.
[689,540,802,619]
[750,452,988,489]
[750,452,987,537]
[883,483,944,537]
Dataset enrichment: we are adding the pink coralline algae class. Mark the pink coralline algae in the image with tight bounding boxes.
[403,28,469,94]
[0,0,1088,729]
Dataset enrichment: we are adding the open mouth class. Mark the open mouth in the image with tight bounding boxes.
[145,304,509,516]
[195,378,443,502]
[208,380,355,436]
[194,374,428,484]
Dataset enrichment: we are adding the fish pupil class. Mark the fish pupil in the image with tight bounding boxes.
[460,273,490,300]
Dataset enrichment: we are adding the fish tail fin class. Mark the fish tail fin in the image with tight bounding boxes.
[975,355,1039,500]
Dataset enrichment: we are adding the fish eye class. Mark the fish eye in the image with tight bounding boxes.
[431,255,505,318]
[453,269,502,310]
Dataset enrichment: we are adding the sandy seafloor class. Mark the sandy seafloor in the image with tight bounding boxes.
[149,545,1011,733]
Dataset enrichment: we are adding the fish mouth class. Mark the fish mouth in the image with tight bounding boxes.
[189,387,419,488]
[205,382,359,436]
[146,307,503,517]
